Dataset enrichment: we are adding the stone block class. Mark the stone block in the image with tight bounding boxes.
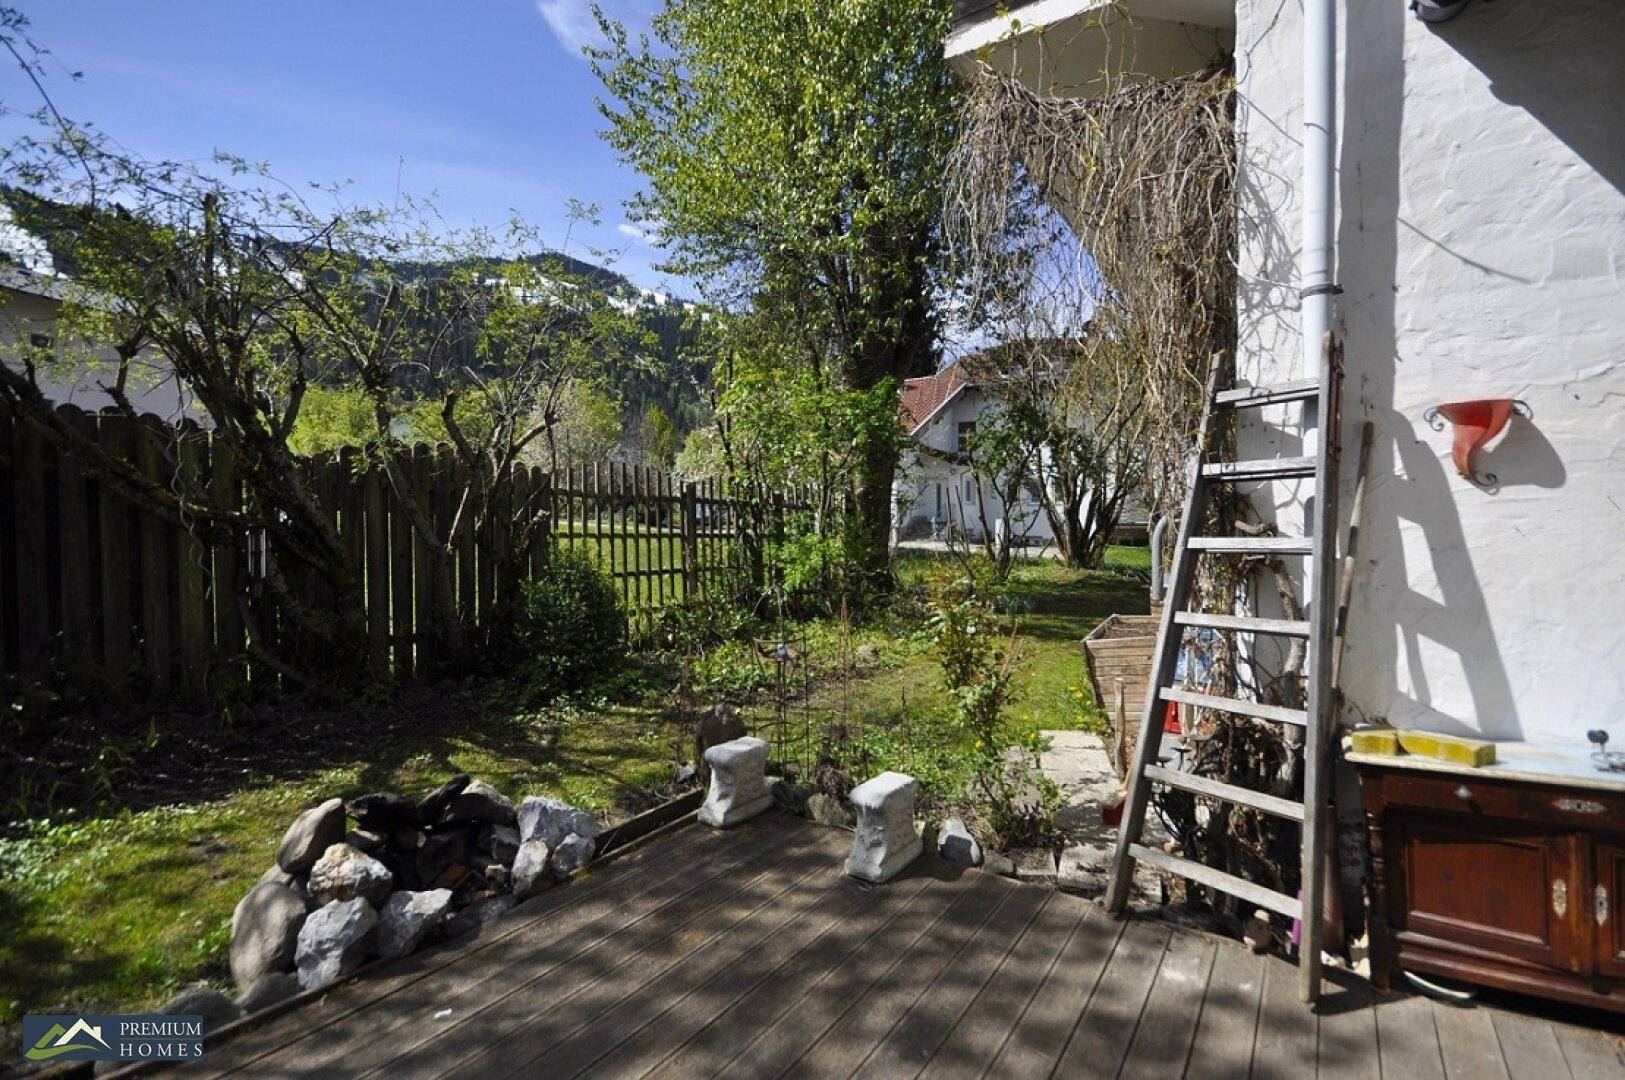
[697,736,773,828]
[845,771,922,883]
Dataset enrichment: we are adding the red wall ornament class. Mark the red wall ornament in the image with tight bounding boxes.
[1423,398,1532,487]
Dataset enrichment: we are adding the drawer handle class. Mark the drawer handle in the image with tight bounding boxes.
[1552,879,1568,918]
[1554,797,1606,814]
[1454,785,1474,802]
[1598,885,1611,926]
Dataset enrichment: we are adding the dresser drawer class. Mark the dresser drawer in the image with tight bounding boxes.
[1376,771,1625,832]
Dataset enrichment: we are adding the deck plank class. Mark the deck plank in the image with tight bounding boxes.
[1184,943,1266,1080]
[1375,992,1445,1080]
[846,881,1049,1079]
[1052,918,1173,1078]
[917,893,1084,1079]
[162,814,1625,1080]
[1118,927,1219,1079]
[646,866,941,1078]
[386,822,831,1078]
[1553,1018,1625,1080]
[1317,972,1381,1080]
[474,828,856,1079]
[983,904,1126,1078]
[199,819,723,1076]
[782,872,1015,1079]
[575,857,914,1080]
[1247,946,1316,1079]
[1489,1009,1573,1080]
[713,860,989,1078]
[252,818,811,1078]
[1431,1003,1511,1080]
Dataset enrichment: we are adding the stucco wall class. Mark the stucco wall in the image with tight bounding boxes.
[1236,0,1625,748]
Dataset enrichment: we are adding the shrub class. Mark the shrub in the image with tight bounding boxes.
[509,546,628,700]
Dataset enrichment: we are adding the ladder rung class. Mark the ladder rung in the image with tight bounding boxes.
[1129,844,1304,920]
[1202,457,1315,482]
[1186,536,1314,555]
[1144,765,1306,822]
[1215,379,1320,409]
[1162,687,1308,726]
[1174,611,1311,638]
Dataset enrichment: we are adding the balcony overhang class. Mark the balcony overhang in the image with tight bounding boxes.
[948,0,1234,99]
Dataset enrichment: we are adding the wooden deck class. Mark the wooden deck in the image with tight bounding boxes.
[169,812,1625,1079]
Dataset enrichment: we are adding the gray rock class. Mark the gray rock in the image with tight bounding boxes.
[376,889,454,959]
[348,792,419,832]
[345,828,387,856]
[307,843,394,908]
[236,972,300,1014]
[674,763,698,786]
[549,833,595,880]
[771,777,809,814]
[1057,843,1110,897]
[511,838,553,899]
[276,797,346,875]
[983,850,1017,877]
[414,830,469,885]
[484,864,511,893]
[442,895,517,939]
[517,796,602,848]
[295,898,377,990]
[416,774,471,824]
[481,823,521,865]
[937,818,983,867]
[442,779,516,826]
[158,985,244,1031]
[230,881,306,989]
[806,792,854,829]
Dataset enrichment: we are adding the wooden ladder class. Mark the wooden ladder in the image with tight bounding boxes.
[1105,336,1343,1004]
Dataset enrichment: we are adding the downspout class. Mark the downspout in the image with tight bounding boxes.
[1301,0,1337,383]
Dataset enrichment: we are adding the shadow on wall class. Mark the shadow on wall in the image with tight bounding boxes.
[1440,0,1625,197]
[1336,0,1525,741]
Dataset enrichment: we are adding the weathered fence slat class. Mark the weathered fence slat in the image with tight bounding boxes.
[1,403,812,703]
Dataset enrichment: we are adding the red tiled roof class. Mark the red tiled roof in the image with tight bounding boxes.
[898,361,971,435]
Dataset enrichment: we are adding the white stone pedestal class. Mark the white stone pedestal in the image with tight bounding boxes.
[698,736,773,828]
[846,771,922,883]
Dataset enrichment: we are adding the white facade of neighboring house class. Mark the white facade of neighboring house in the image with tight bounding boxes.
[949,0,1625,750]
[894,362,1054,546]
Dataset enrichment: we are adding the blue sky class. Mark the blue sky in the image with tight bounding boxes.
[0,0,681,292]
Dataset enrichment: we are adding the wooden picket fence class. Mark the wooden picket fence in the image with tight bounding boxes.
[0,401,812,703]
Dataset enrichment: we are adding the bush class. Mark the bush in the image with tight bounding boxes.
[508,546,628,700]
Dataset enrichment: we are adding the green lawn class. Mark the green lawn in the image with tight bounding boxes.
[0,545,1148,1031]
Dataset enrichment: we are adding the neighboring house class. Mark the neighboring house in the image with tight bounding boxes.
[948,0,1624,751]
[893,360,1051,546]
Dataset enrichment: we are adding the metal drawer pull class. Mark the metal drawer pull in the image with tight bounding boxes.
[1552,879,1567,918]
[1554,797,1605,814]
[1598,885,1611,926]
[1455,785,1473,802]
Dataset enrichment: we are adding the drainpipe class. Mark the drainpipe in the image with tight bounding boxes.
[1148,515,1169,605]
[1301,0,1337,385]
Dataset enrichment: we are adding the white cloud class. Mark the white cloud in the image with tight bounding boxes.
[535,0,609,55]
[616,222,649,242]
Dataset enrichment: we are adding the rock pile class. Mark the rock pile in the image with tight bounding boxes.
[230,777,603,997]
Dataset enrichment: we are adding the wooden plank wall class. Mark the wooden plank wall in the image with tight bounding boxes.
[0,402,810,704]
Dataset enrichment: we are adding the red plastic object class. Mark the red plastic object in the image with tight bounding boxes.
[1162,700,1182,735]
[1425,398,1530,486]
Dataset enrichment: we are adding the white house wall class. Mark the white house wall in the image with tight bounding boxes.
[1236,0,1625,748]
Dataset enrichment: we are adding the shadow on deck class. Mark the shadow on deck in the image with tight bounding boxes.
[150,811,1625,1078]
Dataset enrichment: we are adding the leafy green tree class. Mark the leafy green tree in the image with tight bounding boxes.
[546,380,622,468]
[287,387,380,456]
[591,0,960,595]
[637,401,681,467]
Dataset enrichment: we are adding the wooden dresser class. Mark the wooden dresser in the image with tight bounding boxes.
[1350,743,1625,1013]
